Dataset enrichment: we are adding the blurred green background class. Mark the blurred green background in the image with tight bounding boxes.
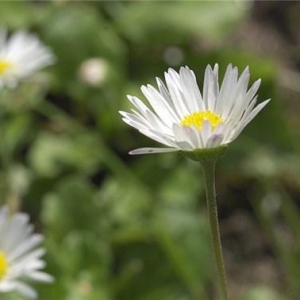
[1,1,300,299]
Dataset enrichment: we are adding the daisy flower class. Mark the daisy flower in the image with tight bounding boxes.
[0,205,53,299]
[0,29,55,87]
[120,64,270,155]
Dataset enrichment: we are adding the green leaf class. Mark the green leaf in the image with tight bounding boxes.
[242,286,285,300]
[117,1,249,44]
[28,132,102,177]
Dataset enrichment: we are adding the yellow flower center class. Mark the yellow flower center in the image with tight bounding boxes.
[180,110,223,130]
[0,251,8,279]
[0,59,14,74]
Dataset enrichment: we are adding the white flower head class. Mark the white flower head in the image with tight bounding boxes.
[120,64,270,155]
[0,205,53,299]
[0,29,55,88]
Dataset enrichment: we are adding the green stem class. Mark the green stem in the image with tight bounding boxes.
[201,159,229,300]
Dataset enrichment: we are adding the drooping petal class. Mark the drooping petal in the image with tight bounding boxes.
[14,282,37,299]
[129,147,179,155]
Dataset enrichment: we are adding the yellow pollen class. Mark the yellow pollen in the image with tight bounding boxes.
[0,251,8,279]
[180,110,223,130]
[0,59,13,74]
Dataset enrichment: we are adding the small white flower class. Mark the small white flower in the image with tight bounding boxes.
[0,205,53,299]
[78,58,109,86]
[120,64,270,155]
[0,29,55,87]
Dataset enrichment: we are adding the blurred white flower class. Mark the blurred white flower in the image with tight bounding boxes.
[120,64,270,154]
[0,205,53,299]
[163,46,184,66]
[0,29,55,87]
[78,58,109,86]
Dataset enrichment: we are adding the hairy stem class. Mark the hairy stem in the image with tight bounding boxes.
[201,159,229,300]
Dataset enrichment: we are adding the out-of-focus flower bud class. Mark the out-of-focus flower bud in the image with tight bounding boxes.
[78,58,109,86]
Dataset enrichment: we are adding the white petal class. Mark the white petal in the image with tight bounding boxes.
[172,123,187,142]
[156,77,174,108]
[230,99,271,142]
[25,271,54,283]
[120,112,154,132]
[8,234,43,261]
[15,248,46,264]
[141,85,179,125]
[175,141,193,151]
[127,95,151,119]
[3,214,31,252]
[246,79,261,102]
[129,147,178,155]
[14,281,37,299]
[184,126,201,148]
[203,65,218,111]
[200,120,212,147]
[241,99,271,127]
[207,134,224,148]
[224,67,250,120]
[172,124,195,150]
[0,280,16,292]
[216,64,237,115]
[165,69,189,117]
[179,66,204,112]
[191,126,204,148]
[213,123,225,135]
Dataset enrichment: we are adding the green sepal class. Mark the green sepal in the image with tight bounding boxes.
[181,145,228,163]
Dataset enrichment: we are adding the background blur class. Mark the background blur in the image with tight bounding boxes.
[1,1,300,300]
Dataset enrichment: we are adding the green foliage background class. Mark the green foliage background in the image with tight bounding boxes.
[0,1,299,300]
